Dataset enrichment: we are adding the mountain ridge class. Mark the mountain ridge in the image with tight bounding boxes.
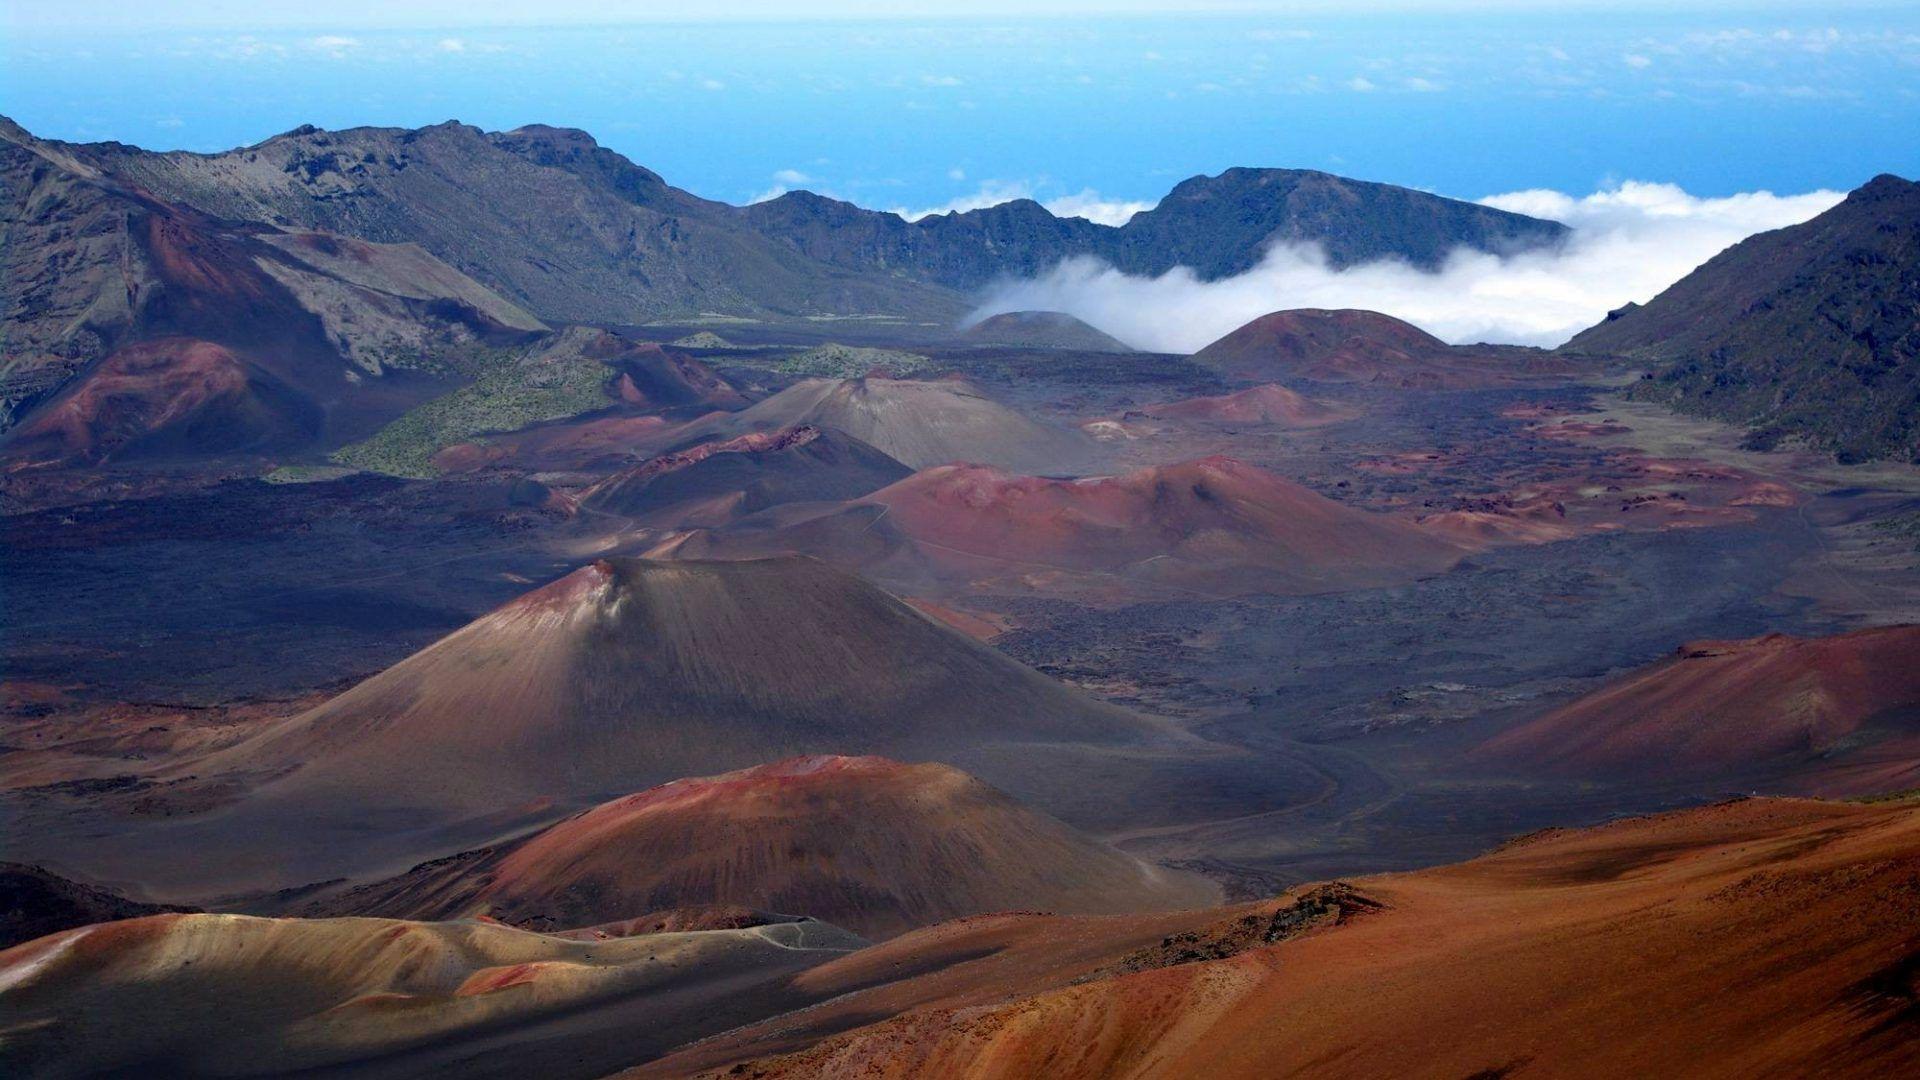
[3,116,1568,325]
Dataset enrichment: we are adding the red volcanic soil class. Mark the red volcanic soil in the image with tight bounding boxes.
[584,333,744,412]
[1191,308,1577,389]
[1406,449,1803,552]
[846,456,1464,597]
[5,338,319,465]
[319,755,1218,939]
[1479,626,1920,789]
[643,797,1920,1080]
[1417,493,1579,547]
[433,413,678,473]
[1532,418,1634,439]
[1138,384,1356,428]
[579,426,910,527]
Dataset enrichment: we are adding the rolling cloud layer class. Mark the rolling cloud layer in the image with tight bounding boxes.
[968,181,1845,352]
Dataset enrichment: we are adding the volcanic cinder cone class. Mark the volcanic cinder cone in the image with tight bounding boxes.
[320,755,1219,939]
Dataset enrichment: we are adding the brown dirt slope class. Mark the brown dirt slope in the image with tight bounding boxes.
[643,796,1920,1080]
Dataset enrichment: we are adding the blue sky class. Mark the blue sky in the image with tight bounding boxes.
[6,5,1916,215]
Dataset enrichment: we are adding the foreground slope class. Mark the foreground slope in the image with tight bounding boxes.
[317,755,1218,939]
[1570,174,1919,463]
[1479,625,1920,791]
[14,799,1915,1078]
[645,797,1920,1080]
[0,913,861,1079]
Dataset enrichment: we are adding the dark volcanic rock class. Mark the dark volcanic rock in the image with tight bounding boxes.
[0,863,195,949]
[1104,167,1567,277]
[5,115,1564,321]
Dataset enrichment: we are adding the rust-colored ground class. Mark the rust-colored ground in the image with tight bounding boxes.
[644,797,1920,1080]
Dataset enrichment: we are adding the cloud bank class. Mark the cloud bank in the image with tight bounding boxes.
[968,181,1844,352]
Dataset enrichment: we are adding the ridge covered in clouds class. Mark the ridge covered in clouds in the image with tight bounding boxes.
[970,181,1845,351]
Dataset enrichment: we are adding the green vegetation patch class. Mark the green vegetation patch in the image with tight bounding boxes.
[1870,510,1920,555]
[262,465,360,484]
[332,352,613,478]
[776,343,934,379]
[669,331,740,350]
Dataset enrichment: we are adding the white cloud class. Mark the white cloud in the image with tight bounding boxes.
[700,78,726,91]
[920,74,964,86]
[968,181,1844,353]
[1044,189,1157,227]
[438,37,466,52]
[892,181,1156,227]
[1403,76,1444,92]
[1346,76,1377,92]
[155,115,184,128]
[772,168,812,185]
[894,180,1037,219]
[947,167,967,181]
[1623,53,1653,68]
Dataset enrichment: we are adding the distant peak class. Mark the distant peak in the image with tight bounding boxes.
[504,123,598,143]
[1853,173,1919,200]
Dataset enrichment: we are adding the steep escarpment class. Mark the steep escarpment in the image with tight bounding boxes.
[1570,174,1920,463]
